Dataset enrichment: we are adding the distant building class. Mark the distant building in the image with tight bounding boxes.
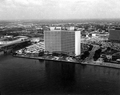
[92,33,96,37]
[66,26,75,31]
[44,28,81,56]
[109,28,120,42]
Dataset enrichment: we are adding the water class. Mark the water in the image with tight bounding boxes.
[0,54,120,95]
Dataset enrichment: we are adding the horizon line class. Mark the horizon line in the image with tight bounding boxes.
[1,18,120,22]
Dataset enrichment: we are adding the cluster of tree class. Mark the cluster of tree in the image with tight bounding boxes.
[81,45,102,61]
[81,45,93,60]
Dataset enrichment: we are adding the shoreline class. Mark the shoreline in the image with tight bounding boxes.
[13,54,120,69]
[13,54,80,64]
[81,61,120,69]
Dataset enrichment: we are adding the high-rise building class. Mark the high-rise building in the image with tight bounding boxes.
[44,27,81,56]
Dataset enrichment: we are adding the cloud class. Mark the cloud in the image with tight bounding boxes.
[0,0,120,20]
[0,0,43,7]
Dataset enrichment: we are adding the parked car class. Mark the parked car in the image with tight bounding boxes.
[101,54,112,62]
[116,59,120,64]
[112,52,120,61]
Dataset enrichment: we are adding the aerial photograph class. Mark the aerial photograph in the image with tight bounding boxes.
[1,0,120,95]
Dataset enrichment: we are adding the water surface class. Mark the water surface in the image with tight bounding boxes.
[0,54,120,95]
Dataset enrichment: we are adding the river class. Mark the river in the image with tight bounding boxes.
[0,54,120,95]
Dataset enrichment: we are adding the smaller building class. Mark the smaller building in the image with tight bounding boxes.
[109,28,120,42]
[66,26,75,31]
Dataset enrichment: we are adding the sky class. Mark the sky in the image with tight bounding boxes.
[0,0,120,20]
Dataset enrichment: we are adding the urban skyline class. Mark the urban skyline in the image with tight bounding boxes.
[1,0,120,94]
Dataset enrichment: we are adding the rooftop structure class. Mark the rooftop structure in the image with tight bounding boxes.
[49,26,76,31]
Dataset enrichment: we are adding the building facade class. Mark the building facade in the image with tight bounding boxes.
[109,28,120,42]
[44,29,81,56]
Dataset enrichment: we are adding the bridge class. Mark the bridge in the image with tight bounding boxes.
[0,39,31,54]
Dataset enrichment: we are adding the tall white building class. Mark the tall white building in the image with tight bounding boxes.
[75,31,81,56]
[44,27,81,56]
